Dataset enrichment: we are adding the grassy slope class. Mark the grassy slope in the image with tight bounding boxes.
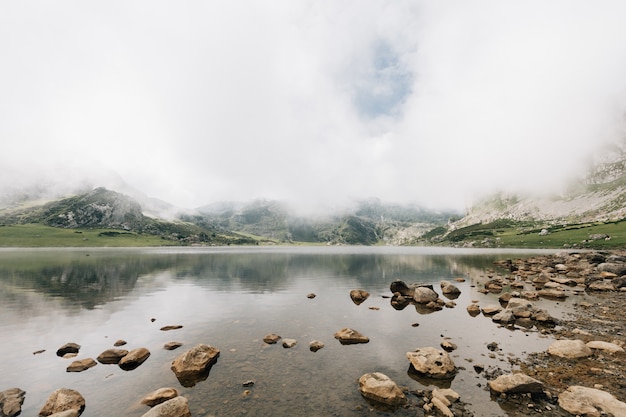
[0,224,176,247]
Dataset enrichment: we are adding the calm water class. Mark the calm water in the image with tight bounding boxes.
[0,246,564,416]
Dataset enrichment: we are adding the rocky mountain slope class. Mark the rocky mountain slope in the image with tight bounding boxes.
[455,141,626,228]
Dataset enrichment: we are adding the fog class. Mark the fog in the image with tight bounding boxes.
[2,1,626,211]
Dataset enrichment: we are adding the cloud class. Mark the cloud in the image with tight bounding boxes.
[1,0,626,211]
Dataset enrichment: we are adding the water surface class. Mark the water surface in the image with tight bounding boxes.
[0,246,562,416]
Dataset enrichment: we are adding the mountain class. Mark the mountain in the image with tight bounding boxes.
[0,187,255,245]
[197,197,461,245]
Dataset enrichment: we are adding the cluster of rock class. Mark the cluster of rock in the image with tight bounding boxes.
[389,279,461,313]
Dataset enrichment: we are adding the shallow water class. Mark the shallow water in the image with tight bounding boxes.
[0,246,564,416]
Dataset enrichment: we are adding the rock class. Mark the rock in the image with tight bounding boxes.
[390,280,414,297]
[163,342,183,351]
[350,289,370,305]
[547,339,593,359]
[406,347,456,379]
[597,262,626,276]
[39,388,85,416]
[0,388,26,417]
[440,280,461,295]
[558,385,626,417]
[481,305,502,315]
[140,396,191,417]
[358,372,406,406]
[466,303,481,316]
[141,387,179,407]
[263,333,281,344]
[119,348,150,370]
[333,328,369,345]
[56,343,81,357]
[171,344,220,387]
[97,349,129,364]
[440,340,457,352]
[309,340,324,352]
[160,325,183,331]
[306,293,316,299]
[113,340,127,346]
[66,358,97,372]
[413,287,439,304]
[282,338,297,348]
[586,340,625,354]
[484,279,503,292]
[492,310,516,324]
[488,373,544,394]
[538,288,568,299]
[587,280,617,291]
[47,410,79,417]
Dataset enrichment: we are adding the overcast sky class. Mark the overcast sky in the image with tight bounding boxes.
[2,1,626,211]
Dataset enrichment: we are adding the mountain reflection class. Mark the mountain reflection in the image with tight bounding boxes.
[0,248,529,311]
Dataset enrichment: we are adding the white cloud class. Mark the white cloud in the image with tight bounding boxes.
[1,0,626,211]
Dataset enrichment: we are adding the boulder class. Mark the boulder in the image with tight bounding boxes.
[586,340,624,354]
[350,289,370,305]
[466,303,481,316]
[440,280,461,296]
[558,386,626,417]
[282,339,297,348]
[171,344,220,387]
[538,288,568,299]
[140,396,191,417]
[587,280,617,291]
[389,280,414,297]
[0,388,26,417]
[119,348,150,370]
[38,388,85,416]
[406,347,456,379]
[141,387,179,407]
[66,358,97,372]
[597,262,626,276]
[309,340,324,352]
[547,339,593,359]
[97,349,128,364]
[56,343,81,357]
[488,373,544,394]
[481,305,502,315]
[263,333,281,344]
[334,328,369,345]
[46,410,78,417]
[358,372,406,406]
[412,287,439,304]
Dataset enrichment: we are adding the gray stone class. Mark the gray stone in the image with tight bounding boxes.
[586,340,624,354]
[488,373,544,394]
[547,339,593,359]
[406,347,456,379]
[440,280,461,295]
[413,287,439,304]
[558,386,626,417]
[358,372,406,406]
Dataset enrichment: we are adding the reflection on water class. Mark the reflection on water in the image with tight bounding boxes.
[0,247,558,416]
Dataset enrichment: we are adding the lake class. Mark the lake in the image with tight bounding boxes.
[0,246,563,416]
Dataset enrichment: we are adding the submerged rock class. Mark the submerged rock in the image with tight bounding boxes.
[0,387,26,417]
[263,333,281,344]
[406,347,456,379]
[358,372,406,406]
[39,388,85,416]
[334,328,369,345]
[140,396,190,417]
[282,338,297,348]
[141,387,179,407]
